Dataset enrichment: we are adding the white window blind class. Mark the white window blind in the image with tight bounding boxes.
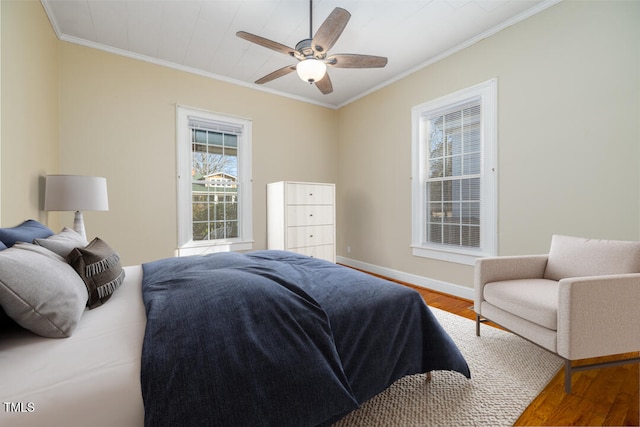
[189,117,243,135]
[424,101,481,249]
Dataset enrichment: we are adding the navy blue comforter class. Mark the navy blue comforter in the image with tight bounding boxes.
[141,250,469,427]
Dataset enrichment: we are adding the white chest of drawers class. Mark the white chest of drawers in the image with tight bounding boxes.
[267,181,336,263]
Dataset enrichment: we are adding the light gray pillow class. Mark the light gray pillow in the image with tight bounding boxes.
[33,227,89,257]
[544,234,640,281]
[0,243,89,338]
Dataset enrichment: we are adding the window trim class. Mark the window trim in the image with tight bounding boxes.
[176,105,253,255]
[410,79,497,265]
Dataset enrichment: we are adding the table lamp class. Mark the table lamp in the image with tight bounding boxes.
[44,175,109,240]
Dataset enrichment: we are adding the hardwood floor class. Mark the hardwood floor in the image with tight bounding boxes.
[397,281,640,426]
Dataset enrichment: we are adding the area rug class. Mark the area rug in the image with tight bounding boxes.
[333,307,563,426]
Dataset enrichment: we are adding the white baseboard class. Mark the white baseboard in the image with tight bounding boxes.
[336,256,474,301]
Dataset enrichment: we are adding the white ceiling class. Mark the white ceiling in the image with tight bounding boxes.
[41,0,558,108]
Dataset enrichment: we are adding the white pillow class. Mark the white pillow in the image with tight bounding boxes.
[0,243,88,338]
[33,227,89,257]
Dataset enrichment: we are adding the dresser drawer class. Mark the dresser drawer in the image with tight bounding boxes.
[292,244,335,262]
[286,183,334,205]
[287,225,334,249]
[287,205,334,226]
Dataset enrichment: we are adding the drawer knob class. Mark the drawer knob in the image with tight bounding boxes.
[309,193,313,196]
[310,234,314,238]
[310,213,313,217]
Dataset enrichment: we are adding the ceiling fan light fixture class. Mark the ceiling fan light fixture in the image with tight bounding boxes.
[296,58,326,83]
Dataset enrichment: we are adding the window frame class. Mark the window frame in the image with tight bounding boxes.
[176,105,253,255]
[411,79,497,265]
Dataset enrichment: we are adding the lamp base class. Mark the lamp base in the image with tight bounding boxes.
[73,211,86,240]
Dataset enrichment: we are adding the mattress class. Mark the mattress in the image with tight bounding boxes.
[0,265,146,427]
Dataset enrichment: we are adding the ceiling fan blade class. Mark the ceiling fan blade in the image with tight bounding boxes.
[315,73,333,95]
[312,7,351,54]
[326,54,388,69]
[255,65,297,84]
[236,31,297,57]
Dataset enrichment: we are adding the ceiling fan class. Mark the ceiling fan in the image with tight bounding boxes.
[236,1,388,95]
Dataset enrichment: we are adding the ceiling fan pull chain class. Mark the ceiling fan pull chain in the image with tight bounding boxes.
[309,0,313,39]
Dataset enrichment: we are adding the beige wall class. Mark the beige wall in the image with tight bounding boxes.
[1,0,60,227]
[58,43,338,264]
[337,0,640,290]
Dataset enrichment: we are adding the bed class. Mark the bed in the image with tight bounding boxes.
[0,220,470,427]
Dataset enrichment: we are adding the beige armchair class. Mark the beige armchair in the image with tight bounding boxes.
[474,235,640,393]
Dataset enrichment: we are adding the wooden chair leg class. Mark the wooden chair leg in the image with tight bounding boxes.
[476,314,481,336]
[426,371,432,382]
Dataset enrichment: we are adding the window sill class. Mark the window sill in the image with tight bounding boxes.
[176,239,254,257]
[411,245,486,266]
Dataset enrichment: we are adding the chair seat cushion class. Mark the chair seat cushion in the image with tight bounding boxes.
[484,279,559,330]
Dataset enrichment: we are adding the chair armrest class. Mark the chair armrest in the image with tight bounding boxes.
[557,273,640,360]
[474,255,549,311]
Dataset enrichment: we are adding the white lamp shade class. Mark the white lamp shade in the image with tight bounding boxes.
[44,175,109,212]
[296,59,327,83]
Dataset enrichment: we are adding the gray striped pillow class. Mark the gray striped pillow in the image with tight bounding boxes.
[67,238,125,309]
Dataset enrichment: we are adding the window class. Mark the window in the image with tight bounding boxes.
[176,106,253,255]
[411,79,497,265]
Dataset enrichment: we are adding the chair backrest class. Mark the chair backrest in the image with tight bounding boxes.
[544,235,640,281]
